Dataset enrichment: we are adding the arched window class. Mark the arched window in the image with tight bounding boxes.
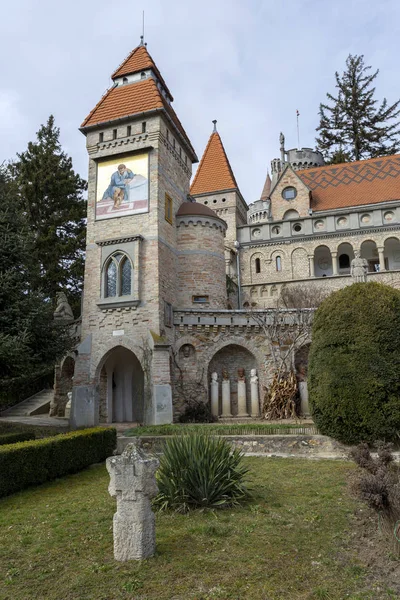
[276,256,282,271]
[339,254,350,269]
[105,253,133,298]
[255,257,261,273]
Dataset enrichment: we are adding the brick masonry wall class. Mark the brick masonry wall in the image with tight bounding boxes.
[270,169,311,220]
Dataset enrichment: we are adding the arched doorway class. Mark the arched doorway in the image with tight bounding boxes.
[384,237,400,270]
[99,346,144,423]
[208,344,258,417]
[360,240,379,272]
[314,245,333,277]
[337,242,354,275]
[51,355,75,417]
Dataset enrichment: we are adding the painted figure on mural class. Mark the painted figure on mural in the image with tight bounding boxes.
[102,164,136,208]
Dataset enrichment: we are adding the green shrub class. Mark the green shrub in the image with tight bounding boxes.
[308,282,400,444]
[0,427,116,497]
[154,434,251,513]
[0,431,35,446]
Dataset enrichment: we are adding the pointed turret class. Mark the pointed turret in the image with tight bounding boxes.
[80,42,196,161]
[190,123,239,196]
[260,172,271,201]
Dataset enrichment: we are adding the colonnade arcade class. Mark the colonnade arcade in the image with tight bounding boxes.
[311,237,400,277]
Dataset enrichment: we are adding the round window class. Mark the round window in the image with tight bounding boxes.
[293,223,302,233]
[282,186,297,200]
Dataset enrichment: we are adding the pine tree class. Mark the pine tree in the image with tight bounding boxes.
[316,55,400,162]
[11,116,87,315]
[0,169,71,389]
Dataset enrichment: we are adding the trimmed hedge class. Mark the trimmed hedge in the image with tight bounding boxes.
[0,427,117,497]
[309,282,400,444]
[0,431,35,446]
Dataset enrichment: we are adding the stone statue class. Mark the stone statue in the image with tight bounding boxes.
[222,367,229,380]
[237,367,246,382]
[106,443,159,561]
[65,392,72,419]
[182,344,192,358]
[279,132,285,147]
[210,372,219,417]
[250,369,258,383]
[250,368,260,417]
[54,292,74,321]
[211,372,218,382]
[351,251,368,283]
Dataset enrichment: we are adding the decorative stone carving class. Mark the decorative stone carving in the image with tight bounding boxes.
[65,392,72,419]
[299,381,310,416]
[221,369,232,417]
[210,372,219,417]
[54,292,74,321]
[351,251,368,282]
[106,444,159,561]
[250,369,260,417]
[237,368,248,417]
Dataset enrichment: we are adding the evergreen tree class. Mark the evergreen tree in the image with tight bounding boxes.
[0,169,71,388]
[316,55,400,162]
[11,116,87,315]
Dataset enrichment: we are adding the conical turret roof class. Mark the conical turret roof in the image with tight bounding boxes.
[190,129,238,195]
[260,172,271,200]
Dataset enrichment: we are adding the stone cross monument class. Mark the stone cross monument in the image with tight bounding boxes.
[106,444,159,561]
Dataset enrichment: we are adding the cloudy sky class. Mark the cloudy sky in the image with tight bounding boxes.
[1,0,400,202]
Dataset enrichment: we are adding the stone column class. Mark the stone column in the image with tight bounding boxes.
[237,368,248,417]
[377,246,386,271]
[106,444,159,561]
[308,255,315,277]
[250,369,260,417]
[221,376,232,417]
[210,372,219,417]
[331,251,338,275]
[299,381,310,416]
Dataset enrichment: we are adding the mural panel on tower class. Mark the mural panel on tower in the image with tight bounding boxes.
[96,152,149,220]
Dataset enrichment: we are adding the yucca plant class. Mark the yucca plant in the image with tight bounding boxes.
[154,434,251,513]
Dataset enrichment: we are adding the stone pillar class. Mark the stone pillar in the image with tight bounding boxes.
[377,246,386,271]
[237,368,248,417]
[308,255,315,277]
[210,372,219,417]
[152,345,173,425]
[299,381,310,417]
[331,251,338,275]
[106,444,159,561]
[221,377,232,417]
[250,369,260,417]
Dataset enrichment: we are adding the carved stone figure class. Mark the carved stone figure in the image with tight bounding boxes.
[54,292,74,321]
[106,444,159,561]
[237,367,246,382]
[210,372,219,417]
[65,392,72,419]
[222,367,229,380]
[181,344,192,358]
[351,251,368,283]
[250,369,260,417]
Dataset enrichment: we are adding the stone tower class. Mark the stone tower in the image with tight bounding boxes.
[190,122,247,286]
[71,41,198,428]
[270,132,325,189]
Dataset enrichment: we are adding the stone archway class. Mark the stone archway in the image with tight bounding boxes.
[51,355,75,417]
[98,346,144,423]
[208,344,258,417]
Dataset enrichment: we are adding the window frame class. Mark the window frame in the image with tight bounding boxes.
[165,193,173,224]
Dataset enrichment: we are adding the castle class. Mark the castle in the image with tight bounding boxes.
[64,41,400,427]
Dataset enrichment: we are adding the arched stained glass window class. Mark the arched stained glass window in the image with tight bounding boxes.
[121,257,132,296]
[106,261,117,297]
[104,252,133,299]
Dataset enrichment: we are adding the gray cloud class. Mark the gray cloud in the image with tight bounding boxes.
[1,0,400,202]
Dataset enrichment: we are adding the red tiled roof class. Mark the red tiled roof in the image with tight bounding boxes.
[190,132,238,195]
[80,78,196,158]
[297,155,400,211]
[260,172,271,201]
[111,45,173,101]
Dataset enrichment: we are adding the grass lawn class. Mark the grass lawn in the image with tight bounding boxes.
[124,423,319,437]
[0,458,397,600]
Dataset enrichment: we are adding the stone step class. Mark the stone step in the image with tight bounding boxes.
[1,389,54,417]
